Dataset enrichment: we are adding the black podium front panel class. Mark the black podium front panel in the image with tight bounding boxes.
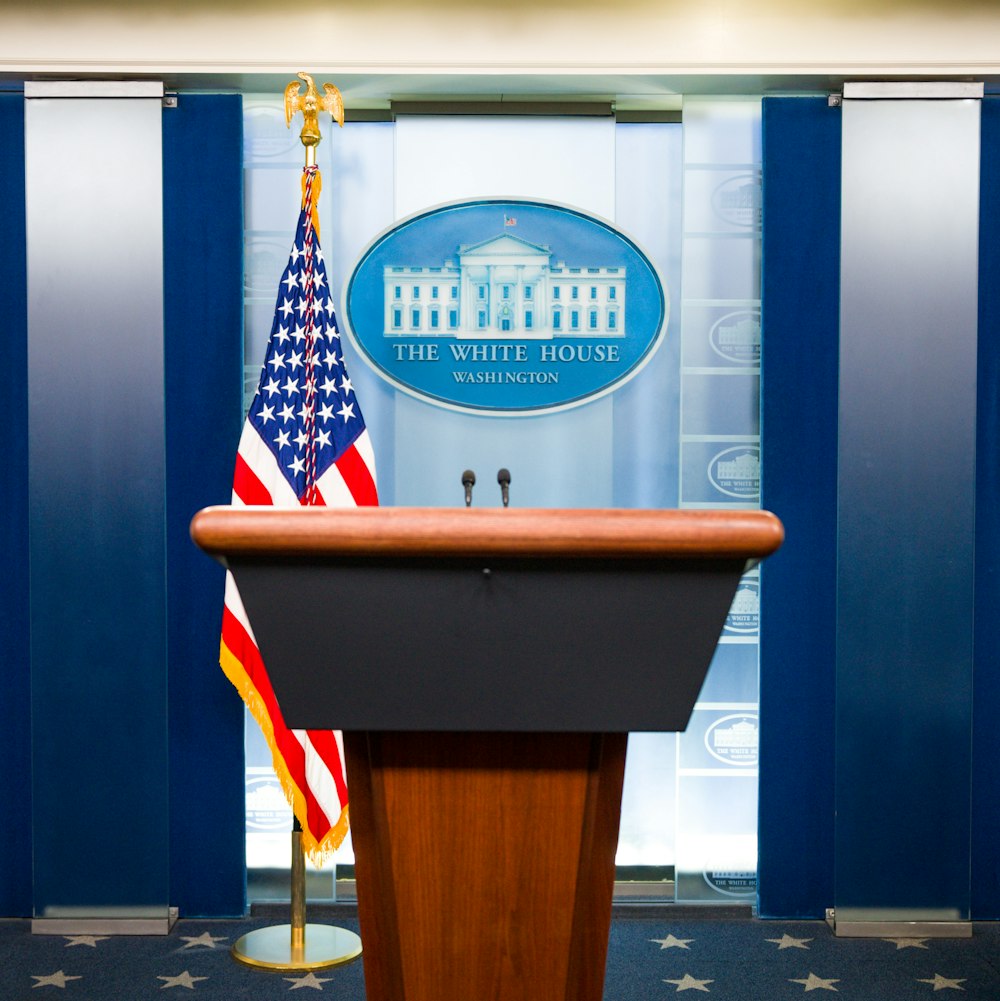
[230,555,745,733]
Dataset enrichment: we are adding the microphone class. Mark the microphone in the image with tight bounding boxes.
[461,469,476,507]
[497,468,511,508]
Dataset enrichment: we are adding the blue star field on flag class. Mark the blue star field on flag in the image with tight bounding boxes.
[246,199,366,500]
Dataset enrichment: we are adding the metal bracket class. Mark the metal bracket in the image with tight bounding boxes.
[33,907,178,936]
[825,906,971,939]
[842,81,983,101]
[24,81,165,100]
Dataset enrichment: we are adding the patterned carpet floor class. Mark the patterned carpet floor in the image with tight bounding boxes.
[3,914,1000,999]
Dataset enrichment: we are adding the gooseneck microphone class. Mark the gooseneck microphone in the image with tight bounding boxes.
[497,468,511,508]
[461,469,476,507]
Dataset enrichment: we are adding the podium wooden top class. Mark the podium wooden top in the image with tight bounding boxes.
[191,506,783,731]
[190,506,783,562]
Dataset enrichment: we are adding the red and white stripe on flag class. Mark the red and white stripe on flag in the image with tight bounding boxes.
[219,165,378,864]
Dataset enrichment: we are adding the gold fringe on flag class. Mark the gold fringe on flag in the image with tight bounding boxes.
[220,638,349,867]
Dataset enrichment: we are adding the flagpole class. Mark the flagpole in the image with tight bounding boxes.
[290,820,307,958]
[230,72,360,974]
[231,819,361,971]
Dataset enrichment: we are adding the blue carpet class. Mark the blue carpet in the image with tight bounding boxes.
[606,918,1000,999]
[4,916,1000,998]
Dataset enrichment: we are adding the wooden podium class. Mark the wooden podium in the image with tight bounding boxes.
[191,507,783,1001]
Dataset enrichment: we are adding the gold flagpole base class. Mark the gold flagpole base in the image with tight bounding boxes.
[233,827,362,971]
[231,923,362,972]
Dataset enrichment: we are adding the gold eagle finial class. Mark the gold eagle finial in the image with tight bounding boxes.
[284,72,345,155]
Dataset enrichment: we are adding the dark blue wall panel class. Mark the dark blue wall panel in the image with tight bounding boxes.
[973,98,1000,919]
[0,93,30,917]
[163,95,246,917]
[758,97,841,919]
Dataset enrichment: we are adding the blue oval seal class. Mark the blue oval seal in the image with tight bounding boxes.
[342,198,667,415]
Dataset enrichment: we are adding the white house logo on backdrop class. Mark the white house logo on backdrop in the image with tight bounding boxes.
[709,446,760,499]
[724,578,759,635]
[709,310,761,365]
[245,775,293,831]
[712,173,762,229]
[245,238,290,296]
[244,104,302,160]
[705,714,759,767]
[344,199,667,415]
[703,871,757,897]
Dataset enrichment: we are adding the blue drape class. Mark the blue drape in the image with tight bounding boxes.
[0,92,31,917]
[164,94,246,917]
[758,96,841,919]
[973,97,1000,919]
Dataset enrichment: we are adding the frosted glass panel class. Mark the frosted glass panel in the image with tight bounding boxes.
[675,97,762,903]
[394,116,615,218]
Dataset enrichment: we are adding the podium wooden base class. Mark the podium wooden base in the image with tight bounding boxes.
[191,507,784,1000]
[344,731,627,1001]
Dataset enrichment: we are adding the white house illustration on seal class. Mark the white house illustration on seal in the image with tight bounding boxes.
[712,720,758,751]
[729,585,759,616]
[715,315,760,353]
[715,450,760,483]
[383,232,626,339]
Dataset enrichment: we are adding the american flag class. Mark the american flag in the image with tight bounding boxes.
[219,165,378,863]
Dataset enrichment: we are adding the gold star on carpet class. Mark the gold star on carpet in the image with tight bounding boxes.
[63,935,108,948]
[31,970,83,988]
[650,934,694,949]
[767,933,813,950]
[885,937,930,950]
[179,932,228,949]
[285,971,334,990]
[157,971,208,990]
[790,972,840,992]
[917,973,967,991]
[663,973,713,992]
